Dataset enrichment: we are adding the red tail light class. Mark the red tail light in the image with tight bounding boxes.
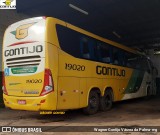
[40,69,54,96]
[2,72,8,95]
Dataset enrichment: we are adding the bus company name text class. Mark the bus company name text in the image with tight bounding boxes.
[96,65,125,77]
[4,45,43,57]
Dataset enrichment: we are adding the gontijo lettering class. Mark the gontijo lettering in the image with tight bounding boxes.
[96,65,125,77]
[4,45,43,57]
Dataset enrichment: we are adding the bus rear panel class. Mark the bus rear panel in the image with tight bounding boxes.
[3,17,56,111]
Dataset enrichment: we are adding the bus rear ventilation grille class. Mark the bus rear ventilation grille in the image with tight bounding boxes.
[6,55,41,68]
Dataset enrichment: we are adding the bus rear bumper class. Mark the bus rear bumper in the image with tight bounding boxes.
[3,92,57,111]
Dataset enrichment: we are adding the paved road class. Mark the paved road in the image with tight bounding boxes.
[0,97,160,134]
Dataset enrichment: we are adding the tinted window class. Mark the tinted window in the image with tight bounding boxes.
[81,37,90,59]
[56,24,145,70]
[118,50,125,66]
[97,42,111,63]
[112,47,120,65]
[56,25,82,58]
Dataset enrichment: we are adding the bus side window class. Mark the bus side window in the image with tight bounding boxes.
[113,48,119,65]
[92,41,99,61]
[116,49,125,66]
[120,50,126,66]
[125,52,132,68]
[95,44,102,62]
[56,25,82,58]
[80,38,90,59]
[98,42,111,63]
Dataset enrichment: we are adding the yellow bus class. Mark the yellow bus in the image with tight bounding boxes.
[2,17,156,114]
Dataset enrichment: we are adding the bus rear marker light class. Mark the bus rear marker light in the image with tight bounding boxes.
[40,99,45,104]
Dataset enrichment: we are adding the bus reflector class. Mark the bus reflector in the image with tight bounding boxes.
[40,99,46,103]
[2,72,8,95]
[40,69,54,96]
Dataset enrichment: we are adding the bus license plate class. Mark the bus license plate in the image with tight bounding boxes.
[18,100,26,105]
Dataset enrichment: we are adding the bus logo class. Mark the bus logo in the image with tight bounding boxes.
[11,22,36,40]
[0,0,16,9]
[3,0,13,6]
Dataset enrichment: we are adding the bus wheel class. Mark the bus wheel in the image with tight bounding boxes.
[83,91,99,115]
[100,90,113,111]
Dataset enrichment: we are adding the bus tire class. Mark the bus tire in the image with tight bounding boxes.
[100,90,113,111]
[83,91,99,115]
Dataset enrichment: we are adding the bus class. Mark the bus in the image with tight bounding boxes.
[2,17,156,114]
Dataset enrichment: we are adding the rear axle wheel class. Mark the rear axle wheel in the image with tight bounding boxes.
[83,91,99,115]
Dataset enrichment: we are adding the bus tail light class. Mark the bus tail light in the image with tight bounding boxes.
[40,69,54,96]
[2,72,8,95]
